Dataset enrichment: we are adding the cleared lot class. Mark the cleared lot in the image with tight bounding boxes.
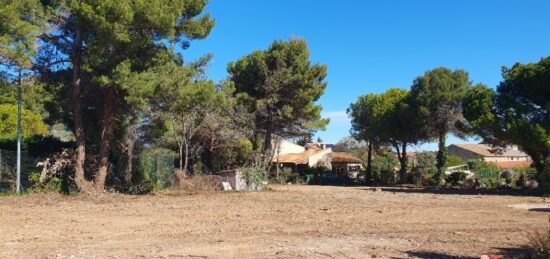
[0,185,548,258]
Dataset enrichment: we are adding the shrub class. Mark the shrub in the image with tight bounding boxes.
[137,148,176,188]
[241,166,266,190]
[446,155,464,167]
[474,162,502,188]
[446,171,468,186]
[412,152,437,186]
[274,167,298,184]
[28,171,66,194]
[372,153,398,185]
[527,228,550,258]
[467,159,485,171]
[34,149,75,194]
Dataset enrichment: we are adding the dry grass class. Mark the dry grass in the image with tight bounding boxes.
[527,228,550,258]
[0,185,548,258]
[174,171,222,192]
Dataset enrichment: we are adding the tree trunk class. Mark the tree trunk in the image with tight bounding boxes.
[71,28,92,192]
[366,141,373,185]
[179,144,184,172]
[263,125,272,156]
[435,133,447,184]
[252,130,260,152]
[399,142,408,184]
[123,135,134,184]
[184,141,189,175]
[205,137,215,171]
[94,87,116,190]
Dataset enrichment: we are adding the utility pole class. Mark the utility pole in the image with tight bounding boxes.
[16,69,22,194]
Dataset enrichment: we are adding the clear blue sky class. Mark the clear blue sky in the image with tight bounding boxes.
[182,0,550,150]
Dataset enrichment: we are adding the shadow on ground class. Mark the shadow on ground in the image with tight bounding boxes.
[355,186,542,197]
[528,208,550,212]
[402,251,475,259]
[403,247,529,259]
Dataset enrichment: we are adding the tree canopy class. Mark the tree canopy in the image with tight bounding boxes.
[0,104,48,138]
[462,57,550,189]
[409,67,471,182]
[228,38,329,156]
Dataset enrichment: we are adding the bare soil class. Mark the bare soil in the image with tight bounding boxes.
[0,185,549,258]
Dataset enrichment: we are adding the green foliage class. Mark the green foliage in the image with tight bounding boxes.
[348,88,425,183]
[228,38,329,151]
[0,83,53,119]
[371,152,398,185]
[137,148,176,189]
[445,155,464,167]
[473,162,502,188]
[409,67,472,178]
[241,166,266,189]
[412,152,437,186]
[27,171,65,194]
[0,0,46,69]
[462,57,550,189]
[274,167,298,184]
[0,104,48,138]
[446,171,468,186]
[467,159,484,171]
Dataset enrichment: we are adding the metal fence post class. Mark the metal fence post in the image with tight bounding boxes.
[0,149,2,182]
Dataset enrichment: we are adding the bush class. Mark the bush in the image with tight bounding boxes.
[446,155,464,167]
[467,159,485,171]
[137,148,176,189]
[371,153,398,185]
[473,162,502,189]
[241,166,266,190]
[527,228,550,258]
[412,152,437,186]
[446,171,468,186]
[27,171,67,194]
[274,167,298,184]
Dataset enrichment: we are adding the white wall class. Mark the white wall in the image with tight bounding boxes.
[308,148,332,167]
[276,139,306,155]
[483,156,530,163]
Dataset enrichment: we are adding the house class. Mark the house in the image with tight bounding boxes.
[447,144,531,168]
[272,140,361,175]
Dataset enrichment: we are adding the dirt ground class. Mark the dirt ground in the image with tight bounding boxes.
[0,185,549,259]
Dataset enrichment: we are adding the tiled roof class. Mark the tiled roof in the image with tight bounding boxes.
[331,152,362,163]
[273,149,322,164]
[450,144,528,157]
[491,161,531,169]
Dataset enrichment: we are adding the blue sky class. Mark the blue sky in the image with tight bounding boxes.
[182,0,550,150]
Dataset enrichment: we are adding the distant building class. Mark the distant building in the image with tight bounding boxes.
[447,144,531,168]
[273,140,361,175]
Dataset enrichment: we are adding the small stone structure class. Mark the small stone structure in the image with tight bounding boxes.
[216,169,248,191]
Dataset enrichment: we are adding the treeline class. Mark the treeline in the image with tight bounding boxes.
[0,1,328,192]
[348,58,550,191]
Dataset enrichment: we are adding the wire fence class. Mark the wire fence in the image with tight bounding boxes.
[137,149,176,188]
[0,149,40,193]
[0,147,177,193]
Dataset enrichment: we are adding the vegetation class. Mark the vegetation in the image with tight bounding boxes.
[462,57,550,192]
[409,68,472,184]
[228,38,329,164]
[527,228,550,258]
[371,152,399,185]
[0,104,48,138]
[0,0,547,195]
[349,88,423,184]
